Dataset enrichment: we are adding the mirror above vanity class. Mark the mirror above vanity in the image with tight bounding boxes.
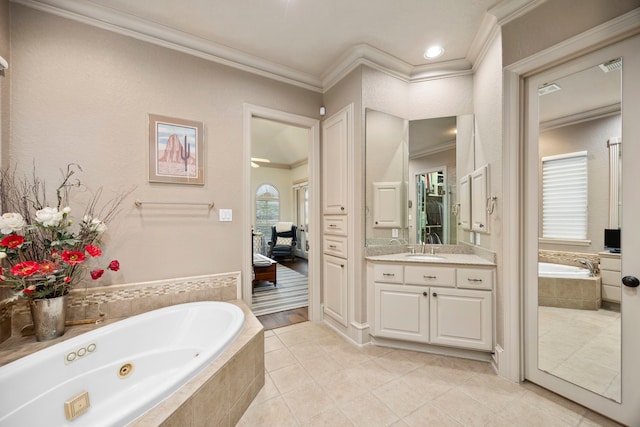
[365,109,475,247]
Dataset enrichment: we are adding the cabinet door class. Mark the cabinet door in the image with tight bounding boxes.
[322,107,350,215]
[471,165,489,233]
[459,174,471,230]
[372,182,402,228]
[429,287,492,350]
[374,283,429,342]
[323,254,348,326]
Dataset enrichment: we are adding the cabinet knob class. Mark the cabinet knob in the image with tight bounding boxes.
[432,292,438,297]
[423,292,428,296]
[341,264,344,268]
[341,206,345,211]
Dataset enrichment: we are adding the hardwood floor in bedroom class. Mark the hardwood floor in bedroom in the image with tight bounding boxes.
[256,256,308,330]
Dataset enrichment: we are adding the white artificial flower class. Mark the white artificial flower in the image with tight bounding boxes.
[62,206,72,214]
[0,252,6,259]
[91,218,107,234]
[0,212,26,234]
[35,207,64,227]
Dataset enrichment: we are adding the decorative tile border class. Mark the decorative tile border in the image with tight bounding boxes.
[538,249,600,270]
[2,271,240,343]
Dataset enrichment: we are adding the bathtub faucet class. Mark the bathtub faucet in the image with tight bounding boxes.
[576,258,596,277]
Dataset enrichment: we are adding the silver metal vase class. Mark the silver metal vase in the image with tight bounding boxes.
[29,296,67,341]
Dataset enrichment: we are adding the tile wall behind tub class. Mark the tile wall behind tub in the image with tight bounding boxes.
[3,271,240,341]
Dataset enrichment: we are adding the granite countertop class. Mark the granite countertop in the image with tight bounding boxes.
[365,252,495,266]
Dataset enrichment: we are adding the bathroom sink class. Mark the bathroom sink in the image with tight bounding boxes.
[404,254,445,261]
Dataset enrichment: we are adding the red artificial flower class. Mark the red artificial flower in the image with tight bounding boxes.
[63,276,72,283]
[90,269,104,280]
[23,288,34,294]
[11,261,41,277]
[85,245,102,257]
[108,260,120,271]
[61,250,86,265]
[1,234,25,249]
[39,261,58,274]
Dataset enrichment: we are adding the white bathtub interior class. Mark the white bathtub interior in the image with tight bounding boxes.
[0,301,245,427]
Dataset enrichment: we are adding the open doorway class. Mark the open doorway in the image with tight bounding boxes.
[243,105,320,330]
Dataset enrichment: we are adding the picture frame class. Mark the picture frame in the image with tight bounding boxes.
[148,114,204,185]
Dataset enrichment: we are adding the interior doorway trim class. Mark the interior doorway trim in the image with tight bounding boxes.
[501,8,640,383]
[242,104,321,321]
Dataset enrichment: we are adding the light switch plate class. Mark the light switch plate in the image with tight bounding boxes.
[219,209,232,222]
[392,228,399,238]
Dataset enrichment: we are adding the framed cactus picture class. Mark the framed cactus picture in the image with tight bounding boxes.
[148,114,204,184]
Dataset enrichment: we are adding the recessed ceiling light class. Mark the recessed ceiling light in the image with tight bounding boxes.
[424,46,444,59]
[251,157,270,163]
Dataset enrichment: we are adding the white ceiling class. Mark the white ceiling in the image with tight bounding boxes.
[16,0,543,165]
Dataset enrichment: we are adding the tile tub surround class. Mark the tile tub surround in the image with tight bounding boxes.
[539,276,602,310]
[239,321,622,426]
[0,271,239,348]
[131,300,265,427]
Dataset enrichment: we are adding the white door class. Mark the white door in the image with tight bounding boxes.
[524,36,640,425]
[294,183,309,259]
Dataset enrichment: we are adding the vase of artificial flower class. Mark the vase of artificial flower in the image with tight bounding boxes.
[29,294,67,341]
[0,164,128,341]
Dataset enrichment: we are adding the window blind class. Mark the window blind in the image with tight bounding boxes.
[541,151,588,240]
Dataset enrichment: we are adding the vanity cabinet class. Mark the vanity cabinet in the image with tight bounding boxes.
[368,260,494,352]
[430,287,492,350]
[374,283,429,342]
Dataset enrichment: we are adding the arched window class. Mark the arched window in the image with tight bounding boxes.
[255,184,280,237]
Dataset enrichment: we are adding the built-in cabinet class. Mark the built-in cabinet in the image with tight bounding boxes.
[459,164,490,234]
[599,251,621,303]
[369,261,494,352]
[322,105,353,328]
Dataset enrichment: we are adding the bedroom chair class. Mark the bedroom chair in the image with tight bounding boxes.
[268,223,297,261]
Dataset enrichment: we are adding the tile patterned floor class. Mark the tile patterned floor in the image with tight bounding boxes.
[237,321,622,427]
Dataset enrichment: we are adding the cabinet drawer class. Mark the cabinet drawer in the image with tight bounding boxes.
[600,257,621,272]
[324,216,348,235]
[323,235,347,258]
[405,265,455,287]
[602,284,621,303]
[456,268,493,290]
[373,264,403,284]
[601,270,621,287]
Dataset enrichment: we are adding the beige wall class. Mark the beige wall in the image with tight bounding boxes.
[472,32,504,346]
[502,0,640,67]
[0,0,9,168]
[9,5,321,287]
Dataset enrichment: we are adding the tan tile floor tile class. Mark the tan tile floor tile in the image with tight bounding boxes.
[304,408,355,427]
[237,321,624,427]
[265,346,298,372]
[281,382,337,423]
[431,388,495,427]
[339,392,399,427]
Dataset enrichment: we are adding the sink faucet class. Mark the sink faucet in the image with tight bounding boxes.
[576,258,596,277]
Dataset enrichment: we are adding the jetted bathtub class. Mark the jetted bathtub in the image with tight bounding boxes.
[0,301,244,427]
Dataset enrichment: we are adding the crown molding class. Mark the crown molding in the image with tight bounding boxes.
[13,0,549,93]
[409,141,456,160]
[488,0,547,26]
[540,103,620,131]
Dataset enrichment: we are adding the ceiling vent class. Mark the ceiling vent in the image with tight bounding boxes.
[538,83,561,96]
[599,58,622,73]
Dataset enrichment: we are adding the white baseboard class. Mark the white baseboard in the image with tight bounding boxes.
[492,344,504,374]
